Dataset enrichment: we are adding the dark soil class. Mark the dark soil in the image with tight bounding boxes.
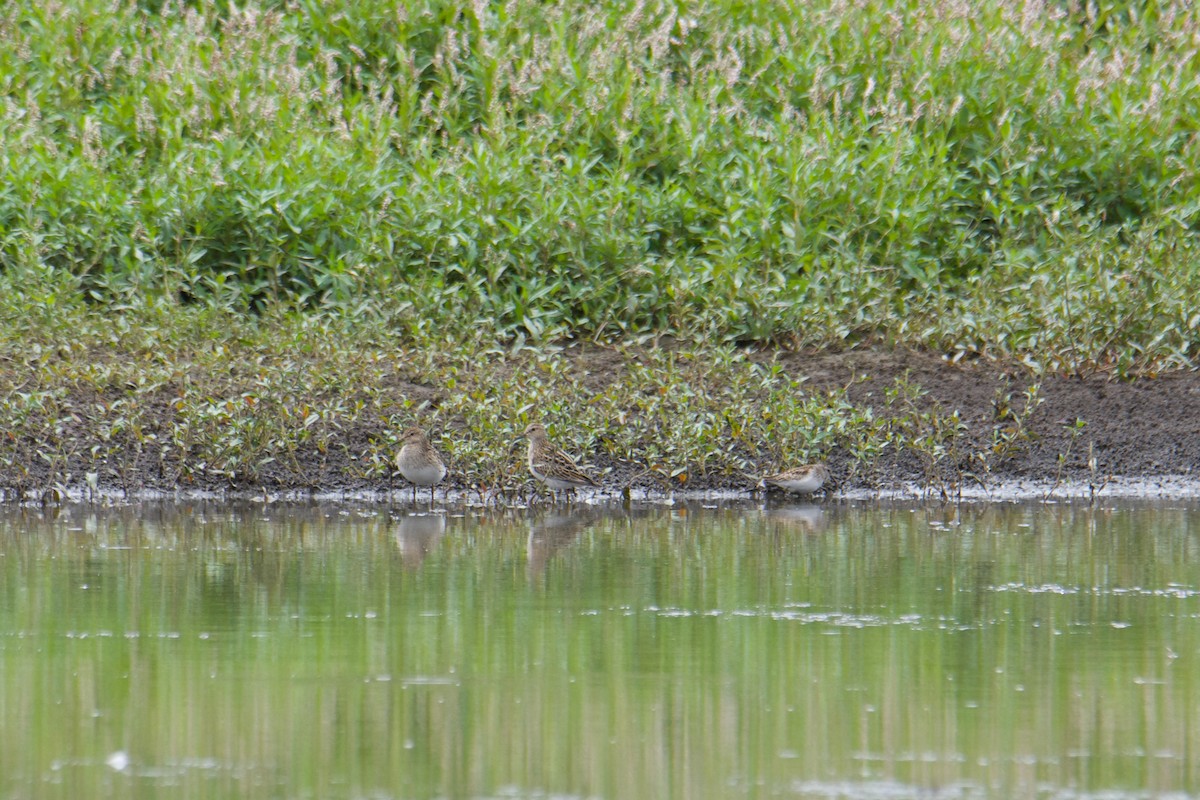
[772,347,1200,486]
[5,346,1199,498]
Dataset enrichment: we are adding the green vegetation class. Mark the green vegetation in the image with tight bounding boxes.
[0,0,1195,493]
[3,0,1200,372]
[0,291,1018,495]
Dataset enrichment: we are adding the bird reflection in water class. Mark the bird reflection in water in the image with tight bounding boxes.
[527,510,597,579]
[766,504,826,534]
[392,513,447,569]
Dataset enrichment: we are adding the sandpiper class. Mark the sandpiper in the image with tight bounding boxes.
[761,463,831,495]
[520,423,598,498]
[395,427,446,503]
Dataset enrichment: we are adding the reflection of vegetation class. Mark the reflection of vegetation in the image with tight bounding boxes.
[0,502,1197,796]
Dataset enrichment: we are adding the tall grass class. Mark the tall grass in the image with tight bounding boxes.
[2,0,1199,370]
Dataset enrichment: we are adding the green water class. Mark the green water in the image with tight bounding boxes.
[1,500,1198,799]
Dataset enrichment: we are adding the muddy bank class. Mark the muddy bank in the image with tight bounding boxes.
[3,345,1198,498]
[778,348,1200,486]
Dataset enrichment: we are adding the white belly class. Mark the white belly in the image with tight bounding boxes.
[530,466,586,491]
[540,475,585,491]
[401,463,446,486]
[769,475,824,493]
[397,446,446,486]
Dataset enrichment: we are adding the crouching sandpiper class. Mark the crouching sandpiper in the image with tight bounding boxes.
[761,463,831,495]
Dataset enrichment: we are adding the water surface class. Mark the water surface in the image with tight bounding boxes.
[1,499,1197,799]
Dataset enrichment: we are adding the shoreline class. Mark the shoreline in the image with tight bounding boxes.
[2,334,1198,499]
[17,473,1200,507]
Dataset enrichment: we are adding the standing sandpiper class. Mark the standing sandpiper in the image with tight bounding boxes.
[395,427,447,503]
[520,423,598,498]
[761,463,831,495]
